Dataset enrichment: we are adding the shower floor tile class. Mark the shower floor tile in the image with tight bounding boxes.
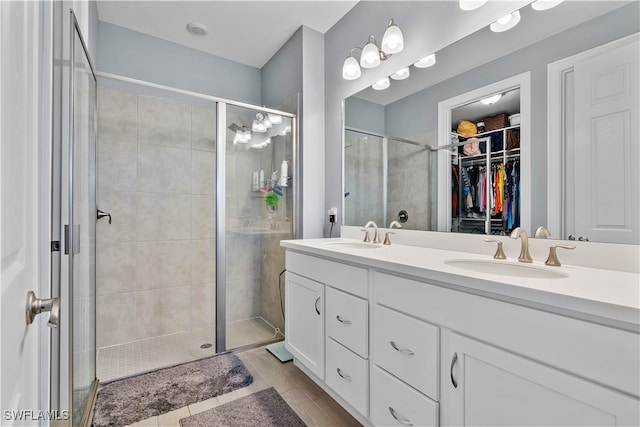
[97,318,279,382]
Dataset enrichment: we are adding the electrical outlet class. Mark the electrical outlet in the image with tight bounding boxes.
[328,207,338,223]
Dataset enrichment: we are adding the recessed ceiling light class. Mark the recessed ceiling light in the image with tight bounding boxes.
[480,94,503,105]
[186,22,208,36]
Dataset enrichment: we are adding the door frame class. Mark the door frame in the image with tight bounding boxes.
[436,72,531,233]
[546,33,639,239]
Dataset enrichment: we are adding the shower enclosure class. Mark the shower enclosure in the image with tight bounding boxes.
[344,128,432,230]
[95,77,296,381]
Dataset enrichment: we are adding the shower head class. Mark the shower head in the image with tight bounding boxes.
[228,123,242,132]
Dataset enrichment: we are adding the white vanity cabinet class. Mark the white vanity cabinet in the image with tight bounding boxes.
[283,245,640,427]
[444,332,640,427]
[285,271,325,379]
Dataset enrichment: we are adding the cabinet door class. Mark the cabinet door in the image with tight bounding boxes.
[442,332,640,427]
[285,272,325,379]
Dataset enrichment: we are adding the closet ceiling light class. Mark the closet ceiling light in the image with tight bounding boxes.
[490,11,521,32]
[372,77,390,91]
[390,67,410,80]
[531,0,564,11]
[459,0,488,11]
[186,22,208,36]
[414,54,436,68]
[480,94,502,105]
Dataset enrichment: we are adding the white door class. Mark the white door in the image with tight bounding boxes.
[443,332,639,426]
[573,36,639,244]
[1,1,52,425]
[285,272,325,379]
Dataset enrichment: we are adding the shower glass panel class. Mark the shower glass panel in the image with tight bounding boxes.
[95,79,218,381]
[70,19,96,425]
[344,129,385,227]
[223,104,294,350]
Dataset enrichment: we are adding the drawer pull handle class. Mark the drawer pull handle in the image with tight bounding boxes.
[315,296,320,315]
[450,352,458,389]
[390,341,414,356]
[388,407,413,426]
[336,368,352,381]
[336,315,352,325]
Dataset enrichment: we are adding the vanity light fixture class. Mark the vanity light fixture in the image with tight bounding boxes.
[252,113,271,133]
[390,67,410,80]
[490,11,521,32]
[414,53,436,68]
[459,0,488,11]
[341,19,404,80]
[480,94,503,105]
[267,113,282,125]
[233,127,251,144]
[531,0,564,11]
[372,77,391,91]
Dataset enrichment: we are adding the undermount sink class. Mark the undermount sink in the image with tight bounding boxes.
[323,241,382,250]
[445,259,568,279]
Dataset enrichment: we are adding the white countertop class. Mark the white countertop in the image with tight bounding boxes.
[281,238,640,332]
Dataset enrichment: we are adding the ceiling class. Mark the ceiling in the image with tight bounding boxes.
[96,1,359,68]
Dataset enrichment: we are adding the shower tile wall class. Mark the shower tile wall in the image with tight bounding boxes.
[344,133,384,227]
[96,87,216,349]
[387,130,434,231]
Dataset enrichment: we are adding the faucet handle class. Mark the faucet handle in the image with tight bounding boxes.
[545,244,576,267]
[383,231,396,245]
[360,228,371,243]
[484,239,507,259]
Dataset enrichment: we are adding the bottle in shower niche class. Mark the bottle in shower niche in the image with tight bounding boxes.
[279,160,288,187]
[259,169,265,190]
[252,170,259,191]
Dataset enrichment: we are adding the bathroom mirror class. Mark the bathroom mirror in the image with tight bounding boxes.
[343,1,639,244]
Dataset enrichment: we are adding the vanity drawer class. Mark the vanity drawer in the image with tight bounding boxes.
[373,304,439,399]
[326,337,368,417]
[326,287,368,358]
[371,366,438,427]
[286,251,368,298]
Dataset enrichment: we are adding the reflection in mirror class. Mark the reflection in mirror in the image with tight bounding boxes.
[343,1,639,243]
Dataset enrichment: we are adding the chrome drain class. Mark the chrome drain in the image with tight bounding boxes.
[200,343,213,349]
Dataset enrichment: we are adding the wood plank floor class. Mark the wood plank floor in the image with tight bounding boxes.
[125,346,363,427]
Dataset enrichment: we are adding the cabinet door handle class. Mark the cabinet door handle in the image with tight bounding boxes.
[314,296,320,315]
[450,352,458,389]
[388,407,413,426]
[390,341,414,356]
[336,368,352,381]
[336,315,352,325]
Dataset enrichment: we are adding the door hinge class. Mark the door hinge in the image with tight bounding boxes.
[51,241,60,252]
[64,224,80,255]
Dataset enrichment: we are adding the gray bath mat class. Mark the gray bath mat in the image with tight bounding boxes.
[179,387,306,427]
[92,353,253,427]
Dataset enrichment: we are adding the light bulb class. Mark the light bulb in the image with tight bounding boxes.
[372,77,390,91]
[531,0,563,11]
[342,56,362,80]
[360,41,381,68]
[490,11,521,32]
[381,20,404,54]
[414,54,436,68]
[390,67,410,80]
[459,0,488,11]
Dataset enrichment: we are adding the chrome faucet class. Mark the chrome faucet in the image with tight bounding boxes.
[363,221,381,244]
[534,226,551,239]
[510,227,533,263]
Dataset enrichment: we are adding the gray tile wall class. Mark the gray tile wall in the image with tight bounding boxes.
[96,87,217,349]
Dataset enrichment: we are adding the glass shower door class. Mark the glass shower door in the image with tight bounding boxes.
[220,104,294,351]
[69,15,97,426]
